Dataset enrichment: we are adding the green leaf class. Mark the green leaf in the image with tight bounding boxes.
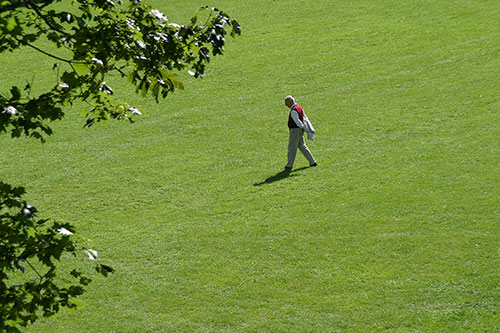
[10,86,21,101]
[6,16,18,32]
[151,80,160,99]
[175,79,184,90]
[30,131,46,143]
[24,227,35,239]
[96,264,114,277]
[84,117,95,128]
[72,62,90,76]
[127,71,136,84]
[61,71,79,87]
[140,80,149,97]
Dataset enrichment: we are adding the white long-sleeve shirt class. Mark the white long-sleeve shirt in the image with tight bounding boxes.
[290,104,305,129]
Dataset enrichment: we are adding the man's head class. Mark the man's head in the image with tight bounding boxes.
[284,95,295,108]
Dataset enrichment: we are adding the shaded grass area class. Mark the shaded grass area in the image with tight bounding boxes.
[1,0,499,331]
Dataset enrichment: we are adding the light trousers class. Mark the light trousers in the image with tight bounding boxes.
[287,128,316,168]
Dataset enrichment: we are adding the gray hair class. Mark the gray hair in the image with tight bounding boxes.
[284,95,295,104]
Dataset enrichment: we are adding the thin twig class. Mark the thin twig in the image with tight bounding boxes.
[24,259,43,283]
[18,38,73,63]
[25,0,71,37]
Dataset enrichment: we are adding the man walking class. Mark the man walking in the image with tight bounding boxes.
[284,95,317,169]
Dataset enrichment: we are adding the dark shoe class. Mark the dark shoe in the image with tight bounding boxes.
[309,163,318,167]
[283,166,292,170]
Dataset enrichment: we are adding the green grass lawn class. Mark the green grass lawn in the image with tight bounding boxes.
[1,0,500,331]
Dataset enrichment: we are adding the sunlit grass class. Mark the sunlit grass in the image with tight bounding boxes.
[1,0,499,331]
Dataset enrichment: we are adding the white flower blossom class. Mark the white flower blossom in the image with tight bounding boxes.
[128,107,142,116]
[85,249,98,260]
[91,58,104,66]
[57,228,73,236]
[150,9,168,21]
[154,33,169,42]
[126,19,140,31]
[2,106,18,115]
[136,40,146,49]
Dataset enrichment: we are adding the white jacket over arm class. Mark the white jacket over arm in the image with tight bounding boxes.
[303,114,316,141]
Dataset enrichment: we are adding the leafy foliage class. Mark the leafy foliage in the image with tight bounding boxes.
[0,181,113,331]
[0,0,240,330]
[0,0,241,140]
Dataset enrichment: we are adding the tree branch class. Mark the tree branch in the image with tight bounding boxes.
[24,259,43,283]
[25,0,71,37]
[16,37,73,63]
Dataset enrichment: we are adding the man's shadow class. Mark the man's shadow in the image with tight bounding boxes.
[253,167,309,186]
